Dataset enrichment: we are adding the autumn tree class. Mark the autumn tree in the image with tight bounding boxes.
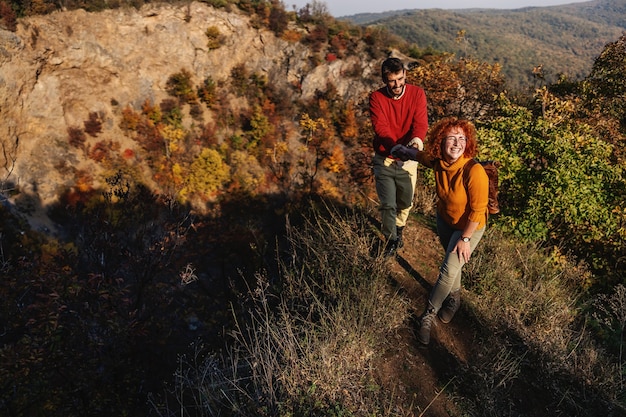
[166,69,198,105]
[0,1,16,31]
[68,126,87,149]
[579,34,626,160]
[247,104,273,150]
[84,111,103,137]
[268,0,289,36]
[205,25,224,49]
[229,150,266,195]
[198,76,217,108]
[339,100,359,144]
[183,148,230,200]
[410,53,505,122]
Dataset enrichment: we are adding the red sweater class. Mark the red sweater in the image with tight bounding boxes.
[369,84,428,157]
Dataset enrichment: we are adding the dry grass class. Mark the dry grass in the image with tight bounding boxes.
[151,202,626,416]
[151,203,412,416]
[462,228,623,413]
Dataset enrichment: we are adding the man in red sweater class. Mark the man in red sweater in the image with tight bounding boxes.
[370,57,428,257]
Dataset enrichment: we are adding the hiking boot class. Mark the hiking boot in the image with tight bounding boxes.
[384,238,400,258]
[418,304,437,345]
[396,226,405,249]
[438,290,460,324]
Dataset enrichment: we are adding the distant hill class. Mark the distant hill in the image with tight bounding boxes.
[343,0,626,91]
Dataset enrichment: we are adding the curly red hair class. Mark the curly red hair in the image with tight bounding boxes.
[426,117,478,160]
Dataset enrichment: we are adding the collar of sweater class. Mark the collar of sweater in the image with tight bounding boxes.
[439,156,471,172]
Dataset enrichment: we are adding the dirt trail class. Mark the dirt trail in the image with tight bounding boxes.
[374,220,479,417]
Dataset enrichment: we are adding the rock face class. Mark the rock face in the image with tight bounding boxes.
[0,2,378,231]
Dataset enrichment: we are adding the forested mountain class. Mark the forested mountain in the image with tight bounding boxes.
[343,0,626,90]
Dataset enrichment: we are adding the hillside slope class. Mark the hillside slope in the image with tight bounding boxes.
[0,2,377,231]
[381,215,622,416]
[1,2,624,416]
[344,0,626,90]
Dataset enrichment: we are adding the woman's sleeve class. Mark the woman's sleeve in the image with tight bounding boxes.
[415,151,435,168]
[466,163,489,223]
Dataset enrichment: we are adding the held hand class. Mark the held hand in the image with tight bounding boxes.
[391,144,418,161]
[407,137,424,151]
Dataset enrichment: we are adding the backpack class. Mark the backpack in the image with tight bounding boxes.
[464,159,501,215]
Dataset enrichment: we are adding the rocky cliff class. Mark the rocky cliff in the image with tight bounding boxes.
[0,2,378,232]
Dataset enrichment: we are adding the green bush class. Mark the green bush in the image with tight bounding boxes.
[478,93,625,281]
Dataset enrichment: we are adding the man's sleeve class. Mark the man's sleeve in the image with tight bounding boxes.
[369,92,396,151]
[411,88,429,140]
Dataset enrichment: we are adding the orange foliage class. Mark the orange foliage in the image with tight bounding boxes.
[315,177,341,199]
[120,106,141,131]
[340,100,359,142]
[141,99,162,123]
[281,29,302,43]
[75,170,94,193]
[322,144,346,174]
[409,54,504,120]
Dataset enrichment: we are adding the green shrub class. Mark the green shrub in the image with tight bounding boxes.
[478,93,625,280]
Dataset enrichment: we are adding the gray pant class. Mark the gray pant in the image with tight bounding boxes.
[429,215,486,310]
[372,153,418,240]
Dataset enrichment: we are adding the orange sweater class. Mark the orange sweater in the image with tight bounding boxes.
[424,156,489,230]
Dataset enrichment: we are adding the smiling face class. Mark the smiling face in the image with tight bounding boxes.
[384,70,406,98]
[442,127,467,163]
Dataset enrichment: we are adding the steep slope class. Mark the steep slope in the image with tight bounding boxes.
[0,2,376,231]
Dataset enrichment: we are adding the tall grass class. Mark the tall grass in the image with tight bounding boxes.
[462,228,623,415]
[150,203,412,416]
[150,203,626,416]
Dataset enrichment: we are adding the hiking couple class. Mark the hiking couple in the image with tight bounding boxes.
[370,57,490,345]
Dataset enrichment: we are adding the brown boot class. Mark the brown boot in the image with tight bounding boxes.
[438,290,460,324]
[418,303,437,345]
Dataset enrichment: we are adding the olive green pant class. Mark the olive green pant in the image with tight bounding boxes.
[429,215,486,311]
[372,153,418,241]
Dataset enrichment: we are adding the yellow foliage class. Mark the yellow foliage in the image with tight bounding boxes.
[341,101,359,139]
[142,100,162,124]
[230,150,266,194]
[266,141,289,163]
[172,163,184,186]
[184,148,230,198]
[205,26,224,49]
[161,125,186,155]
[299,113,329,133]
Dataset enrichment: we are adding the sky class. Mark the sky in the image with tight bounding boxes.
[283,0,592,17]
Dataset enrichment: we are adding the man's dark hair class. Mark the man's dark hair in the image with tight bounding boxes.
[381,57,405,82]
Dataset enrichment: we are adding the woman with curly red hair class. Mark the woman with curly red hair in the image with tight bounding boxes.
[392,117,489,345]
